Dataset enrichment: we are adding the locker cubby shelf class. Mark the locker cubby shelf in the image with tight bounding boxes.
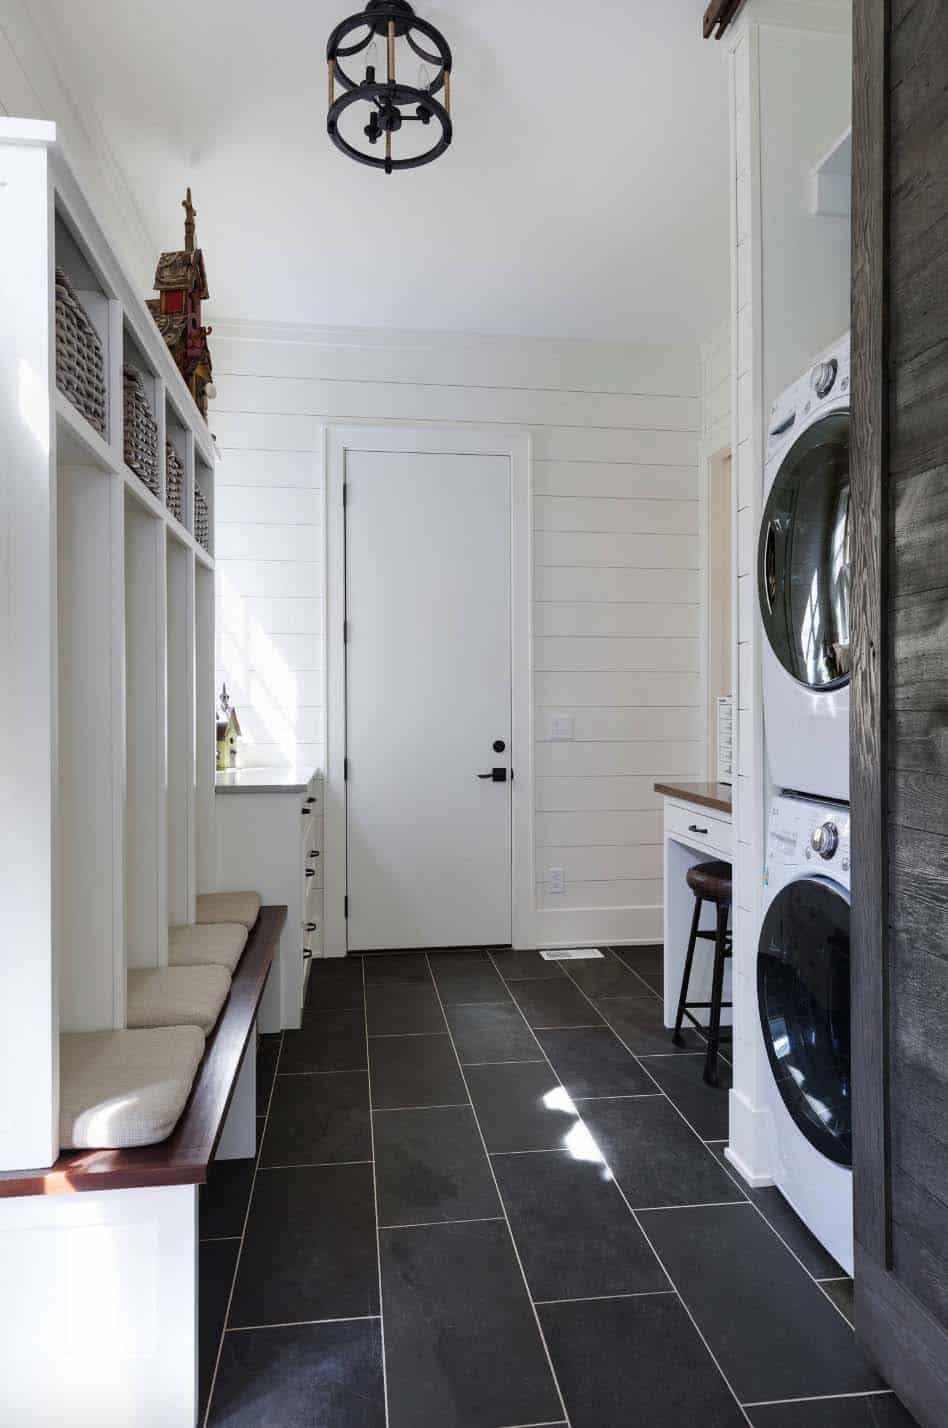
[1,118,218,1174]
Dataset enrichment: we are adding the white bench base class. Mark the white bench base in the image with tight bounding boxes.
[0,1181,198,1426]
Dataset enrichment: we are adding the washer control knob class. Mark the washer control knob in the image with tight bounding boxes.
[811,822,839,859]
[810,359,838,399]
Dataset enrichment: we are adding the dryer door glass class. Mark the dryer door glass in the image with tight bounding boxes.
[757,876,851,1166]
[758,411,850,690]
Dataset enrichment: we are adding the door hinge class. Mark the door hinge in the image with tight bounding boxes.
[344,895,349,919]
[343,482,348,508]
[344,756,349,781]
[343,619,349,645]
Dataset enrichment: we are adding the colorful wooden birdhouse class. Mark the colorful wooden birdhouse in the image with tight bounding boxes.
[216,683,242,771]
[147,188,216,419]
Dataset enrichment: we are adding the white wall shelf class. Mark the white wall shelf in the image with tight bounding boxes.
[810,126,852,217]
[0,117,217,1172]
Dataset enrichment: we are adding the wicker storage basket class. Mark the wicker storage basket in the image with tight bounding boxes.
[165,441,184,523]
[123,366,160,494]
[55,268,107,436]
[194,485,210,552]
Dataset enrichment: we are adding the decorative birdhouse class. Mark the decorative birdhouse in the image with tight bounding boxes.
[147,189,216,420]
[216,683,242,771]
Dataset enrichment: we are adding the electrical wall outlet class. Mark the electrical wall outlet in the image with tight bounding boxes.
[551,715,574,741]
[548,866,565,895]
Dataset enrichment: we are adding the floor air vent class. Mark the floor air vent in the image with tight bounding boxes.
[540,948,605,961]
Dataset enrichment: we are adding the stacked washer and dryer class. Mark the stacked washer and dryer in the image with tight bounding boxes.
[756,333,853,1274]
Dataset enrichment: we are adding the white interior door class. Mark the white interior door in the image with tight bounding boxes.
[345,449,512,951]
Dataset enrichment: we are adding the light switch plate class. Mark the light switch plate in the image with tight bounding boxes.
[548,866,565,894]
[551,715,574,741]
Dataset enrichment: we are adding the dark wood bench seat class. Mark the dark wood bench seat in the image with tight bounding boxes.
[0,904,286,1199]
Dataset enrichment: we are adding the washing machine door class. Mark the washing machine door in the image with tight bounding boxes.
[759,410,850,691]
[758,875,851,1166]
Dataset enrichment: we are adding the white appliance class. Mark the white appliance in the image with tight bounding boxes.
[759,793,852,1274]
[760,334,850,800]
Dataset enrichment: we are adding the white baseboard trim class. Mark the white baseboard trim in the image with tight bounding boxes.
[727,1088,775,1186]
[531,904,662,949]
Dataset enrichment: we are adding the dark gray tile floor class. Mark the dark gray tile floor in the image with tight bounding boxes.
[201,948,918,1428]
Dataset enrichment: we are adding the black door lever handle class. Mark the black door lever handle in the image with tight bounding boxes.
[477,767,508,782]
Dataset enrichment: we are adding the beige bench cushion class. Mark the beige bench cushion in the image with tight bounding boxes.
[169,922,248,972]
[127,965,232,1034]
[197,891,261,930]
[60,1026,205,1150]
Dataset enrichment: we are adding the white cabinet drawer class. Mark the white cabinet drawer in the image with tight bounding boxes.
[665,800,733,858]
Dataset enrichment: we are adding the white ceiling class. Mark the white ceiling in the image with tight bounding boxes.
[42,0,730,344]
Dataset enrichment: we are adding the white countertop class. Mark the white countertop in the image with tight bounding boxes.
[215,766,319,795]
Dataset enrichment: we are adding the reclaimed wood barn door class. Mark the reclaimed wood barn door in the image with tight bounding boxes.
[850,4,948,1424]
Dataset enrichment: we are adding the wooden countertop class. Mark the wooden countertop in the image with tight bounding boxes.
[654,781,733,815]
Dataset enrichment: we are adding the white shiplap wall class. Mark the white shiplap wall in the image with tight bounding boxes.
[701,320,731,462]
[210,324,701,946]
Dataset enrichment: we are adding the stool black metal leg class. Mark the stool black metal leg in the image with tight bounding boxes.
[703,900,730,1086]
[673,894,702,1045]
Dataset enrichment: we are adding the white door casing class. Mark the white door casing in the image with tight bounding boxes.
[325,427,534,957]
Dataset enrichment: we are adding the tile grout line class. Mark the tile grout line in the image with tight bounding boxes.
[742,1389,897,1409]
[494,1421,569,1428]
[229,1313,381,1333]
[534,1290,678,1307]
[490,1146,575,1157]
[380,1215,506,1231]
[203,1029,285,1428]
[572,1093,664,1102]
[631,1199,754,1213]
[560,961,859,1342]
[373,1102,470,1113]
[463,1058,548,1067]
[494,1422,570,1428]
[370,1030,451,1039]
[362,956,392,1428]
[510,956,754,1428]
[426,952,574,1428]
[257,1159,374,1171]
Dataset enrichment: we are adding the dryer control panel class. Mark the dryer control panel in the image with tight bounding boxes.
[766,795,851,877]
[766,335,851,462]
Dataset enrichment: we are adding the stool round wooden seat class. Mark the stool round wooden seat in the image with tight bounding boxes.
[674,858,733,1086]
[685,860,732,904]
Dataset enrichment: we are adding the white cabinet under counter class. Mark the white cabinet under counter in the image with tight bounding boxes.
[215,768,322,1030]
[654,782,734,1033]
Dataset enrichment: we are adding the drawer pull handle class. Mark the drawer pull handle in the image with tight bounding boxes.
[304,922,318,932]
[689,824,708,835]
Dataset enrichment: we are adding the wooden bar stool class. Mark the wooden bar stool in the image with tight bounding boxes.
[673,859,733,1086]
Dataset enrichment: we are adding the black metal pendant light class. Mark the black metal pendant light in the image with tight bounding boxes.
[326,0,453,174]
